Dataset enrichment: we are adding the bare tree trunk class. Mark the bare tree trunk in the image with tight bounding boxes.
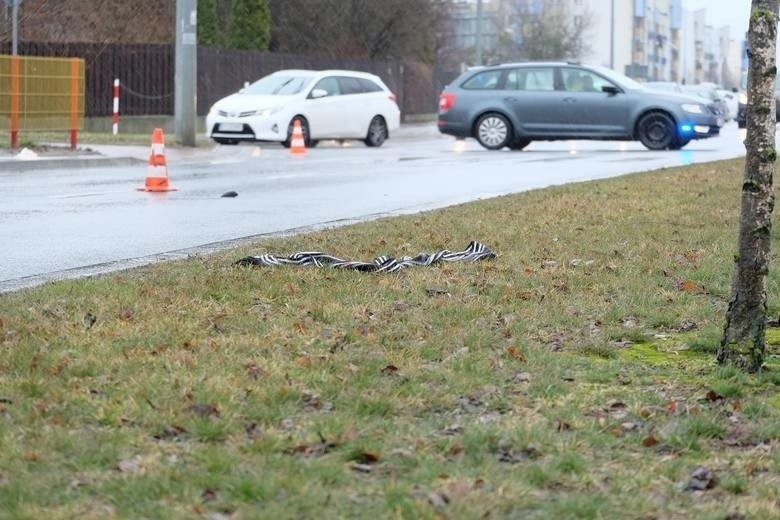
[719,0,778,372]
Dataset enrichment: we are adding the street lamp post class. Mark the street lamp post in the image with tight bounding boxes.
[610,0,614,69]
[174,0,197,147]
[475,0,483,65]
[4,0,22,55]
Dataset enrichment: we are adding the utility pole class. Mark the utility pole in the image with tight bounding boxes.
[610,0,615,69]
[5,0,21,55]
[475,0,483,66]
[175,0,197,147]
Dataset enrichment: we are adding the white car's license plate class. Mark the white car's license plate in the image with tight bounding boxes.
[219,123,243,132]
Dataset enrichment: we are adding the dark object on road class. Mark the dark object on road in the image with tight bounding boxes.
[236,241,495,272]
[221,190,238,198]
[438,62,722,151]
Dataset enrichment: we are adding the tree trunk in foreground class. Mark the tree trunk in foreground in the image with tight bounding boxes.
[719,0,778,372]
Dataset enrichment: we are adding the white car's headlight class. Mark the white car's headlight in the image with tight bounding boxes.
[739,92,748,104]
[258,107,282,117]
[681,103,704,114]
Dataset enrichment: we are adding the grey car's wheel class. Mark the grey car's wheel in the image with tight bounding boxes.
[637,112,675,150]
[475,113,511,150]
[364,116,388,147]
[508,137,531,151]
[282,116,311,148]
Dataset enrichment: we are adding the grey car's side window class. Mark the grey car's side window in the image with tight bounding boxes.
[461,70,503,90]
[312,77,341,96]
[505,68,554,91]
[561,69,614,93]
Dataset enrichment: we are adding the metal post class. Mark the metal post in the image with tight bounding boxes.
[11,0,20,56]
[175,0,197,147]
[610,0,615,69]
[475,0,483,66]
[112,79,120,135]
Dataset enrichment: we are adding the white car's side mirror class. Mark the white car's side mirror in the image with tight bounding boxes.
[310,88,328,99]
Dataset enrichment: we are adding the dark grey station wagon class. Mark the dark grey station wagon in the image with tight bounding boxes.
[437,62,722,151]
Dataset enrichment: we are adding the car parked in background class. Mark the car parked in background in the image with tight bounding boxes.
[682,84,730,121]
[643,81,685,94]
[644,81,730,121]
[437,62,722,151]
[716,88,738,121]
[207,69,400,147]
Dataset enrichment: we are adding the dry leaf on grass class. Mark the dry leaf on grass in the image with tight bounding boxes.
[678,280,705,294]
[153,424,187,441]
[186,404,220,418]
[642,434,660,447]
[117,459,140,473]
[506,346,525,360]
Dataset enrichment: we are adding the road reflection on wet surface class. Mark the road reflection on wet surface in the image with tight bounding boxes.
[0,123,756,290]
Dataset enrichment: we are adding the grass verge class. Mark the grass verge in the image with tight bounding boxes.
[0,158,778,518]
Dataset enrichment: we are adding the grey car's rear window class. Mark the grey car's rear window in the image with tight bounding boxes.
[462,70,503,90]
[505,68,555,91]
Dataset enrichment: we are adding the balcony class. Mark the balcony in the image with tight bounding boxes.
[625,63,649,78]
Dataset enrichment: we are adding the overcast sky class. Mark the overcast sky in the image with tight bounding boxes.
[683,0,750,40]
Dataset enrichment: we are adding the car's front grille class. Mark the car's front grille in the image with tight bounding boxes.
[217,110,257,118]
[211,124,255,138]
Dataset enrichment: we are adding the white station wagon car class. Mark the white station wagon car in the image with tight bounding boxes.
[206,69,401,148]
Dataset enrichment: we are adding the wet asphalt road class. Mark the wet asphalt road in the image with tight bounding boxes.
[1,123,750,291]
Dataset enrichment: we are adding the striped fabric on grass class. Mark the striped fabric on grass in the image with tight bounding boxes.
[236,241,495,273]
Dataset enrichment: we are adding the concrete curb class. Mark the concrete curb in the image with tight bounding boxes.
[0,123,442,173]
[0,212,398,294]
[0,156,144,173]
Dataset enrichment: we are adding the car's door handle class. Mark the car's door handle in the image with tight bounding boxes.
[563,97,577,103]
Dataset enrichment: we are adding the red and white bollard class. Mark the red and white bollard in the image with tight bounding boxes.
[112,78,120,135]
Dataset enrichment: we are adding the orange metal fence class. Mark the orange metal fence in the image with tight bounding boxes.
[0,55,85,148]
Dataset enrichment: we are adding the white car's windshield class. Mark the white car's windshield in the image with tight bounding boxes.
[243,75,313,95]
[590,65,644,90]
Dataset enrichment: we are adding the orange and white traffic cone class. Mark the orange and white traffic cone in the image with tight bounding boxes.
[138,128,177,192]
[289,120,307,155]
